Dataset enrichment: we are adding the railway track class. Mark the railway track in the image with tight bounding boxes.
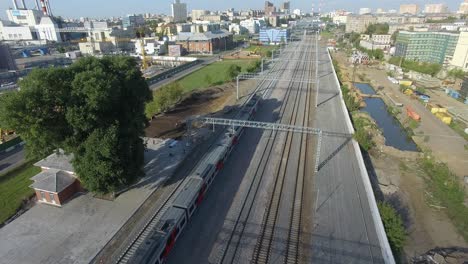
[214,32,317,264]
[251,33,313,264]
[112,38,292,264]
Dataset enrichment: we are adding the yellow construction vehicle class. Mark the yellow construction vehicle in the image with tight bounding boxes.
[136,28,150,70]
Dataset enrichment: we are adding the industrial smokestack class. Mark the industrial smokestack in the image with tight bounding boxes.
[11,0,18,10]
[35,0,40,10]
[21,0,26,9]
[40,0,47,15]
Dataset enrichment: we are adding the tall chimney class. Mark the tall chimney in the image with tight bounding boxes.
[21,0,26,9]
[35,0,40,10]
[11,0,18,10]
[40,0,47,15]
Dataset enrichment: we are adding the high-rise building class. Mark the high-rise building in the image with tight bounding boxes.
[280,2,290,14]
[346,15,377,33]
[359,8,372,15]
[395,31,459,64]
[265,1,276,16]
[171,0,187,23]
[192,9,209,21]
[122,14,144,29]
[458,0,468,14]
[424,3,449,14]
[0,44,17,71]
[399,4,419,15]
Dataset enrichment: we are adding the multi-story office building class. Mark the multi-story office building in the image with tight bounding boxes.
[399,4,419,15]
[122,14,144,29]
[265,1,276,16]
[359,8,372,15]
[259,28,290,45]
[172,0,187,23]
[451,32,468,70]
[345,15,377,33]
[240,18,266,34]
[395,31,459,64]
[192,10,209,21]
[458,0,468,14]
[424,3,449,14]
[280,2,290,14]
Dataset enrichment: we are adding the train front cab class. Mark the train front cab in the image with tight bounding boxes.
[156,207,187,263]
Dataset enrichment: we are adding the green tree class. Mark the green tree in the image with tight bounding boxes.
[378,202,407,254]
[0,56,152,193]
[226,64,241,80]
[365,23,389,35]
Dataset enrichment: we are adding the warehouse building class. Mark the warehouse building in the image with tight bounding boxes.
[176,30,233,54]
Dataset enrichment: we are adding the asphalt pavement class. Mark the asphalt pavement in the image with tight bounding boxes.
[0,145,25,174]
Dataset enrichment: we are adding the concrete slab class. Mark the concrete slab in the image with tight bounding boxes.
[0,138,187,264]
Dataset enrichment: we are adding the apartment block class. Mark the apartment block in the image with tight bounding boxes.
[395,31,459,64]
[345,15,377,33]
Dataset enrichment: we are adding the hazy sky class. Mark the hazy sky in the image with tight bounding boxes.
[0,0,463,19]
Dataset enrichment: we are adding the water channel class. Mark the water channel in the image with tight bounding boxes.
[354,83,419,152]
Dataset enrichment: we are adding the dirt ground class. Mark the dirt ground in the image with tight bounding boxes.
[145,79,257,139]
[333,50,468,260]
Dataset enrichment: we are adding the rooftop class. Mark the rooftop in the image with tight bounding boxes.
[177,29,232,41]
[30,169,76,193]
[34,149,74,173]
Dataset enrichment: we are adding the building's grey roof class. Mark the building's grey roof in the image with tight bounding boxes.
[30,169,76,193]
[177,29,232,41]
[34,150,74,173]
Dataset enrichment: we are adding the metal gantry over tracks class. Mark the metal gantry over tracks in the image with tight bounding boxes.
[193,117,352,173]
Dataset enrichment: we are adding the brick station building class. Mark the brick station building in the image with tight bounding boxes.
[176,30,233,54]
[30,150,83,207]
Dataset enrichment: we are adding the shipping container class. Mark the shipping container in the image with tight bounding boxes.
[435,112,452,125]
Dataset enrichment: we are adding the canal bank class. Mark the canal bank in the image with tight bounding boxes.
[354,83,419,152]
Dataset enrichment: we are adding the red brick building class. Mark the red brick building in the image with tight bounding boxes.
[176,30,233,54]
[30,150,83,206]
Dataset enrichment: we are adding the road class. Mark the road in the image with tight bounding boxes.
[0,145,25,174]
[164,32,388,263]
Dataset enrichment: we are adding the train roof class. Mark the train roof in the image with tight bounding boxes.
[130,228,166,263]
[172,177,203,209]
[155,207,186,233]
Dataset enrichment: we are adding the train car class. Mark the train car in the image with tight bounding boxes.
[172,177,205,219]
[130,207,187,264]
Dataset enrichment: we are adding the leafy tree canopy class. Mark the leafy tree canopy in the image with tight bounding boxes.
[365,23,389,35]
[0,56,152,193]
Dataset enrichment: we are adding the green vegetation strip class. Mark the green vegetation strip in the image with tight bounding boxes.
[378,202,406,255]
[0,161,40,224]
[145,59,260,118]
[421,155,468,242]
[388,57,441,77]
[0,137,22,152]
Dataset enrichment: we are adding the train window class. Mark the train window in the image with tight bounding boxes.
[174,227,180,236]
[180,218,186,228]
[190,204,195,214]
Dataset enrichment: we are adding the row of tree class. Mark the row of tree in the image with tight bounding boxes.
[0,57,152,193]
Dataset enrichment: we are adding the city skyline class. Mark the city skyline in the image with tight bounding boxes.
[0,0,464,19]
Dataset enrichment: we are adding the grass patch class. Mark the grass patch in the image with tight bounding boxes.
[421,154,468,242]
[177,59,258,93]
[378,202,407,256]
[0,161,40,224]
[352,115,376,151]
[449,119,468,141]
[320,30,334,40]
[0,137,22,152]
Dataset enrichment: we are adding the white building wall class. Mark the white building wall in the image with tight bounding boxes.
[2,26,34,40]
[451,32,468,71]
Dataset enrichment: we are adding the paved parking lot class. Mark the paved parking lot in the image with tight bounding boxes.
[0,138,187,264]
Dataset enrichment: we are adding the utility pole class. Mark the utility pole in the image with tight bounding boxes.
[315,31,319,108]
[236,76,240,100]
